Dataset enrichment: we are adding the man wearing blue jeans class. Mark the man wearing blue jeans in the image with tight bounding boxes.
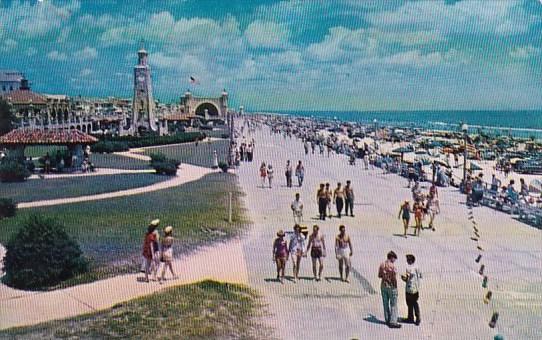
[378,251,401,328]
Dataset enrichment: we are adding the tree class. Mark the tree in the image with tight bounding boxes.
[3,215,88,290]
[0,98,17,135]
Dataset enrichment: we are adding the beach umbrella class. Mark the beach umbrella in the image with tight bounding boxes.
[392,146,412,153]
[529,179,542,193]
[470,162,483,171]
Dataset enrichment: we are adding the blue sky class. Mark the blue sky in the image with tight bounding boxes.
[1,0,542,111]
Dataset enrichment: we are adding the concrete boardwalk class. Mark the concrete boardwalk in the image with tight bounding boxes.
[0,239,248,329]
[236,124,542,340]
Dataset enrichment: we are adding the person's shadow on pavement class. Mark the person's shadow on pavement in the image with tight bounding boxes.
[363,314,387,325]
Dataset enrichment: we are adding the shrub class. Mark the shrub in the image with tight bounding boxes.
[150,152,179,176]
[3,215,88,290]
[92,141,129,153]
[152,161,178,176]
[218,161,229,173]
[0,198,16,218]
[0,160,31,182]
[149,152,167,163]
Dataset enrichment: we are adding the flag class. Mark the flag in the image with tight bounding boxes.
[189,76,200,85]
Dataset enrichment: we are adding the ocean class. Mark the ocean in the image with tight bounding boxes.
[269,110,542,140]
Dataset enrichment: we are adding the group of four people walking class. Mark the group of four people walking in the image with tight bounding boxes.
[317,181,355,220]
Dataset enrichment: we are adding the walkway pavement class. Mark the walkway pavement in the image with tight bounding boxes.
[0,239,248,329]
[236,123,542,340]
[28,168,156,180]
[18,164,213,209]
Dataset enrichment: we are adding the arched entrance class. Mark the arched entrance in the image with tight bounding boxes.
[195,102,220,117]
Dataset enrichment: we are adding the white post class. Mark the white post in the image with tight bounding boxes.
[228,192,233,223]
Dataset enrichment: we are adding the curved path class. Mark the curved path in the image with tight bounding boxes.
[0,239,248,329]
[18,164,213,209]
[28,168,156,180]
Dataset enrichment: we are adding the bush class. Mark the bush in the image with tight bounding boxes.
[92,141,129,153]
[3,215,88,290]
[93,132,204,153]
[152,161,178,175]
[0,198,16,218]
[0,160,31,182]
[150,152,180,176]
[218,161,229,173]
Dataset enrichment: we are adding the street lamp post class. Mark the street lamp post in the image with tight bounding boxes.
[461,123,469,187]
[228,111,235,167]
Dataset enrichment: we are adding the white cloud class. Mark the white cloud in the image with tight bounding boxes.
[47,50,68,61]
[74,46,98,60]
[366,0,538,36]
[245,20,290,48]
[383,50,443,67]
[26,47,37,57]
[510,45,541,59]
[78,13,117,30]
[307,27,377,61]
[1,0,81,38]
[80,68,93,77]
[57,27,72,43]
[0,38,17,52]
[99,13,241,49]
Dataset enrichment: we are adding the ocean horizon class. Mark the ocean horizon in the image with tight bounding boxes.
[261,110,542,139]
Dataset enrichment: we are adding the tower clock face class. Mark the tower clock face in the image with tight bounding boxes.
[137,75,145,82]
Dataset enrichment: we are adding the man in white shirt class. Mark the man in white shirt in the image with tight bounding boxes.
[291,193,304,224]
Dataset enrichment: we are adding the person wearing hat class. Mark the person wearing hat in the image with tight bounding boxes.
[158,226,177,284]
[378,251,401,328]
[142,219,160,282]
[272,230,289,283]
[288,224,306,282]
[401,254,422,325]
[306,225,326,281]
[398,201,411,237]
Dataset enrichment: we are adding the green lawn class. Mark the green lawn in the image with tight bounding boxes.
[142,139,229,168]
[0,173,247,288]
[0,280,272,340]
[0,174,168,203]
[90,153,151,170]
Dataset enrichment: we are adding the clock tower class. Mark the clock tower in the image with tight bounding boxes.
[131,43,157,133]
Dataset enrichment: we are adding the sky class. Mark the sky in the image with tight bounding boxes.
[1,0,542,111]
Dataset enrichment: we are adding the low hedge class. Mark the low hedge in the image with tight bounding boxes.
[93,132,204,153]
[0,198,16,218]
[0,160,31,182]
[150,152,180,176]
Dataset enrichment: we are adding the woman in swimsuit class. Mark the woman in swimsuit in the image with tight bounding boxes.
[306,225,326,281]
[272,230,289,283]
[398,201,411,238]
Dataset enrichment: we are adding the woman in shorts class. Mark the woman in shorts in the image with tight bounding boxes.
[159,226,177,283]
